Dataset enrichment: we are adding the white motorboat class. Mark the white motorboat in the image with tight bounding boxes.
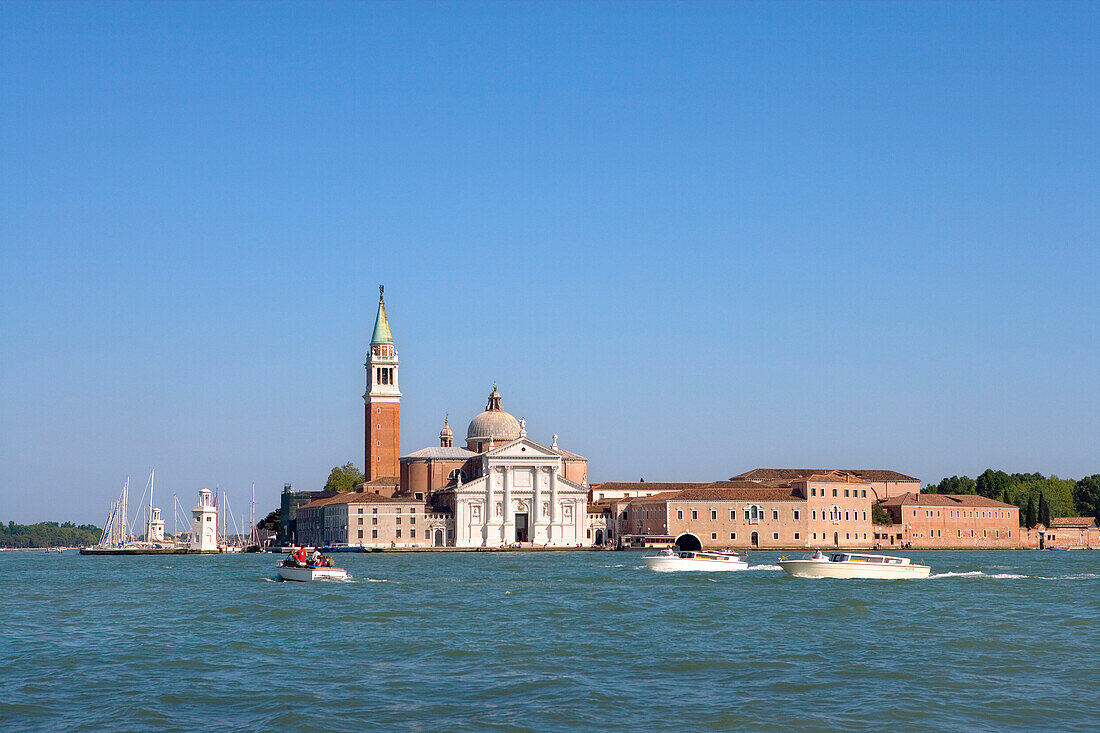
[778,551,930,579]
[276,562,349,582]
[642,549,748,572]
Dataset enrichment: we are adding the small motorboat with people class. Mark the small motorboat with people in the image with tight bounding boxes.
[277,547,348,582]
[642,547,749,572]
[778,550,931,579]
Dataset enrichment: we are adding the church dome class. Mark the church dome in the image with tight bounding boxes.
[466,384,521,445]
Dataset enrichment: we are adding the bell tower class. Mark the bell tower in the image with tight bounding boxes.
[365,285,401,480]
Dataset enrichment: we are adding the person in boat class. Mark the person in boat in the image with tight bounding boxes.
[295,546,308,565]
[812,548,823,559]
[662,546,675,556]
[310,548,323,567]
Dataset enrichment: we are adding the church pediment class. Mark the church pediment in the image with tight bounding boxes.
[485,437,560,460]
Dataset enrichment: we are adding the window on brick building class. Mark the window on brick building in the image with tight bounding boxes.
[844,489,850,497]
[396,529,401,538]
[730,509,736,520]
[711,533,717,540]
[410,530,416,539]
[691,509,698,520]
[772,532,779,540]
[677,509,683,520]
[833,489,838,497]
[711,509,717,520]
[861,490,866,497]
[372,517,377,525]
[372,529,378,538]
[358,529,363,539]
[772,509,779,520]
[794,532,800,540]
[373,507,378,514]
[358,518,363,525]
[396,517,401,525]
[730,532,736,540]
[862,511,866,521]
[794,509,800,520]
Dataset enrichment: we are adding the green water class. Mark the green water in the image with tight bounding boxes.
[2,550,1098,731]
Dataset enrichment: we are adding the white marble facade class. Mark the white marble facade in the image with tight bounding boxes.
[440,436,587,547]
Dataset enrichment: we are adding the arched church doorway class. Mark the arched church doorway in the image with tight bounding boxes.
[594,529,604,545]
[833,532,839,547]
[674,533,702,552]
[434,529,444,547]
[750,531,759,548]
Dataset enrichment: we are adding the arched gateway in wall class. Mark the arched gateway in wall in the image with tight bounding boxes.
[675,533,702,551]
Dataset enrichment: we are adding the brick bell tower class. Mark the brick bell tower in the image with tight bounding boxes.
[364,285,401,480]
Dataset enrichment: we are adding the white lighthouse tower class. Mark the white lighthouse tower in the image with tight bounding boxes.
[148,507,165,542]
[190,488,219,552]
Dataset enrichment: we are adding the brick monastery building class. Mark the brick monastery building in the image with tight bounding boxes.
[284,288,1055,552]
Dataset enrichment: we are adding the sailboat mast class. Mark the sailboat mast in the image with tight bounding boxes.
[121,477,129,543]
[148,468,155,542]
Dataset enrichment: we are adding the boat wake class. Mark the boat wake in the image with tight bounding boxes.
[929,570,1097,580]
[745,564,783,572]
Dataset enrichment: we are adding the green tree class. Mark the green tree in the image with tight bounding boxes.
[1025,496,1037,528]
[931,475,976,495]
[1038,491,1052,527]
[257,509,280,532]
[1073,475,1100,522]
[871,504,894,525]
[976,469,1010,499]
[324,462,365,493]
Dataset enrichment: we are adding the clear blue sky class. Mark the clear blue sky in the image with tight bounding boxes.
[2,2,1098,524]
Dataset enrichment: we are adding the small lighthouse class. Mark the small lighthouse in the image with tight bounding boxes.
[190,488,219,552]
[148,507,165,542]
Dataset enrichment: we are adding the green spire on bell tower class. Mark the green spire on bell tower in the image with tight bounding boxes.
[371,285,393,345]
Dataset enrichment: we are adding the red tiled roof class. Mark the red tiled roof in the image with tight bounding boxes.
[299,492,425,509]
[732,468,919,482]
[1048,516,1097,529]
[879,492,1016,509]
[592,482,711,492]
[627,485,804,503]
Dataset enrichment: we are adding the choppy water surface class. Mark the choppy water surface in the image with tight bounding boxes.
[3,550,1098,731]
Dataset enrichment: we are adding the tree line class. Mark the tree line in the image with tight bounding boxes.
[922,470,1100,529]
[0,520,103,548]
